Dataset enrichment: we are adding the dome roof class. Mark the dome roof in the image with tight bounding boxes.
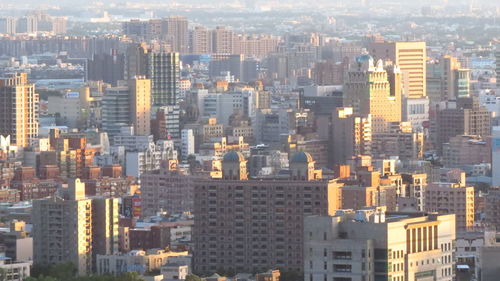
[290,152,313,163]
[223,151,245,162]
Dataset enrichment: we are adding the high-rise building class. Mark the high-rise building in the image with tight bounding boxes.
[492,127,500,187]
[432,97,491,152]
[0,17,16,34]
[129,78,151,136]
[148,52,180,106]
[102,78,151,137]
[0,73,39,147]
[211,26,234,54]
[369,41,427,98]
[496,50,500,90]
[193,151,342,275]
[331,107,372,166]
[305,209,456,281]
[427,56,470,104]
[16,16,37,34]
[165,16,189,53]
[102,84,131,138]
[87,50,125,86]
[343,56,401,133]
[191,26,212,54]
[33,179,119,275]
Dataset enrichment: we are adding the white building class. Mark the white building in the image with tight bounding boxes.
[403,97,429,130]
[305,208,456,281]
[181,129,195,160]
[0,257,30,281]
[125,140,177,178]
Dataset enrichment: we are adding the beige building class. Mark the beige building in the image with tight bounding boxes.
[369,41,427,98]
[191,26,212,54]
[193,151,342,275]
[343,56,402,133]
[305,209,456,281]
[32,179,119,275]
[425,181,474,231]
[0,73,38,147]
[129,77,151,136]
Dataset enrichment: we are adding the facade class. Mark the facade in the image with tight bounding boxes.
[427,56,470,104]
[0,257,30,281]
[343,56,401,133]
[425,182,474,231]
[181,129,195,159]
[369,41,427,98]
[331,107,372,166]
[32,179,119,275]
[102,85,131,138]
[148,52,180,106]
[0,73,39,147]
[193,152,342,275]
[442,135,491,167]
[140,167,195,216]
[129,78,151,136]
[96,249,188,275]
[433,98,491,152]
[305,209,456,281]
[492,127,500,187]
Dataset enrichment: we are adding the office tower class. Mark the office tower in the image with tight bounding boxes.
[425,181,474,231]
[148,52,180,106]
[102,84,131,137]
[33,179,119,275]
[427,56,470,104]
[331,107,372,166]
[191,26,212,54]
[0,73,38,147]
[433,97,491,152]
[492,127,500,187]
[181,129,195,159]
[165,16,189,53]
[211,26,234,54]
[87,50,125,86]
[305,209,456,281]
[369,41,426,98]
[193,151,342,274]
[343,56,402,133]
[0,17,16,34]
[129,78,151,136]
